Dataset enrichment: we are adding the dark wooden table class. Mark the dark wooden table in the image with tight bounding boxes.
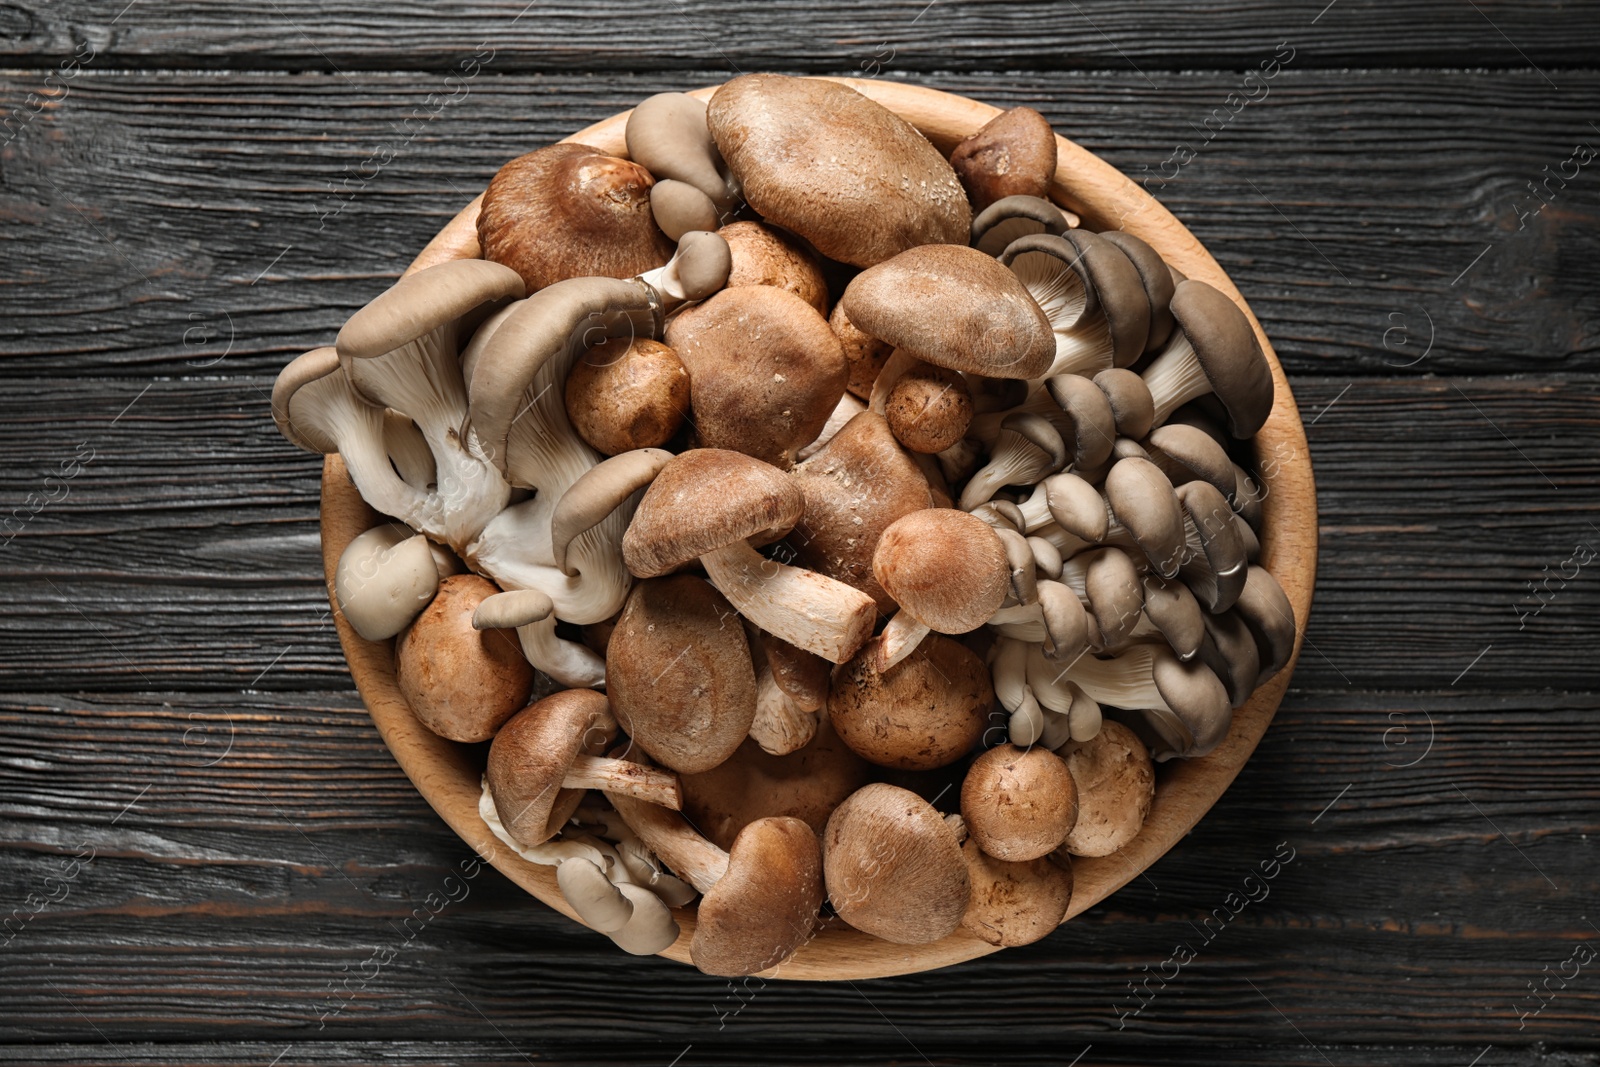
[3,2,1598,1063]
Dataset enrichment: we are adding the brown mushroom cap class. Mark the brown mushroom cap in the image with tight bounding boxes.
[563,337,690,456]
[396,574,534,743]
[759,631,832,713]
[785,412,934,612]
[1157,280,1275,437]
[960,838,1073,947]
[824,782,971,944]
[693,816,824,977]
[477,143,674,292]
[1057,719,1155,857]
[681,717,872,851]
[949,106,1058,213]
[486,689,614,847]
[829,633,993,770]
[665,285,847,468]
[707,74,969,267]
[829,301,894,400]
[884,361,975,454]
[623,449,805,578]
[1176,479,1249,613]
[960,744,1079,862]
[1198,608,1262,709]
[1099,230,1176,353]
[872,509,1009,634]
[719,221,829,314]
[1044,372,1118,469]
[840,244,1056,380]
[606,574,757,773]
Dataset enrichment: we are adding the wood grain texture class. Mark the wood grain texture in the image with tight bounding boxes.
[3,0,1598,71]
[1,70,1597,377]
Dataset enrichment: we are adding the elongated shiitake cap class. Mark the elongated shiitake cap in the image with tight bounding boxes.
[693,816,824,977]
[840,244,1055,380]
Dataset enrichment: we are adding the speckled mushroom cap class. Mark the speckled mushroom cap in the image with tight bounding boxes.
[949,106,1058,212]
[706,74,970,267]
[622,449,805,578]
[486,689,615,848]
[1057,719,1155,858]
[823,782,972,945]
[872,509,1009,634]
[960,838,1073,947]
[606,574,757,774]
[840,244,1056,379]
[692,816,825,977]
[718,221,829,314]
[829,633,993,771]
[1167,280,1275,438]
[960,744,1079,862]
[477,143,674,292]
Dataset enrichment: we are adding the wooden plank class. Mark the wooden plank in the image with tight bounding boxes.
[1,70,1597,378]
[4,0,1598,71]
[2,375,1595,693]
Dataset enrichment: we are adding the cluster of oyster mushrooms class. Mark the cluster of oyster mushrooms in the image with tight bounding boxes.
[272,74,1296,975]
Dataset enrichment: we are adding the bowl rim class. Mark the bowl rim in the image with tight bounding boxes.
[317,77,1319,981]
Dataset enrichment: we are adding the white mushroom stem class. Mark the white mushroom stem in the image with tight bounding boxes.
[797,392,867,462]
[1046,321,1115,378]
[990,636,1040,718]
[750,659,819,755]
[549,448,673,576]
[562,756,683,809]
[382,411,436,490]
[875,612,932,672]
[469,494,633,626]
[606,791,731,895]
[1031,521,1095,559]
[958,418,1066,511]
[1140,331,1211,426]
[699,541,877,664]
[473,587,606,690]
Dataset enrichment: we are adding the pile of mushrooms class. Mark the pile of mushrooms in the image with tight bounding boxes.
[273,74,1297,973]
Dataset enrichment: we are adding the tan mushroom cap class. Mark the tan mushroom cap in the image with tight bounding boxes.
[563,337,690,456]
[477,142,674,292]
[1057,719,1155,857]
[829,301,894,400]
[606,574,757,774]
[840,244,1056,380]
[707,74,969,267]
[649,179,721,242]
[884,361,974,454]
[1044,372,1118,469]
[665,285,847,468]
[719,221,829,314]
[395,574,533,743]
[961,744,1079,862]
[681,717,872,852]
[486,689,614,848]
[1104,456,1187,578]
[622,449,804,578]
[872,509,1009,634]
[950,106,1058,213]
[786,412,934,613]
[829,633,993,770]
[692,816,825,977]
[759,631,832,714]
[960,838,1074,947]
[824,782,971,945]
[334,524,440,642]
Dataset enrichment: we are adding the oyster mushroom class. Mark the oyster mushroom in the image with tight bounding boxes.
[473,587,604,691]
[478,142,674,292]
[1144,422,1236,501]
[1094,367,1157,441]
[1233,564,1297,686]
[332,523,443,642]
[706,73,969,267]
[396,574,533,743]
[626,92,741,221]
[999,230,1150,377]
[829,633,993,770]
[958,412,1067,511]
[1099,230,1177,354]
[970,194,1074,257]
[872,509,1010,671]
[622,449,877,664]
[1175,480,1248,613]
[1068,644,1232,761]
[1140,279,1274,436]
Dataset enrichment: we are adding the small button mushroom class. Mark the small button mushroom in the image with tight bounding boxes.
[487,689,682,849]
[719,221,829,314]
[606,574,757,774]
[1056,719,1155,858]
[706,74,969,267]
[961,744,1079,862]
[625,92,741,220]
[1067,643,1232,761]
[1176,480,1249,613]
[823,782,971,945]
[477,142,675,293]
[563,337,691,456]
[396,574,534,742]
[949,106,1058,213]
[1094,367,1157,441]
[884,361,975,454]
[681,717,872,851]
[606,783,824,977]
[622,449,877,664]
[872,509,1011,671]
[1104,456,1188,578]
[959,412,1067,512]
[840,243,1056,382]
[333,523,442,641]
[999,231,1151,376]
[829,633,993,770]
[1144,422,1237,502]
[1233,564,1297,687]
[960,837,1074,947]
[1140,279,1275,436]
[970,194,1074,257]
[1099,230,1177,354]
[829,301,894,401]
[665,284,847,469]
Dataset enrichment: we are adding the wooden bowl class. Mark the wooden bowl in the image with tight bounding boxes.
[318,79,1318,980]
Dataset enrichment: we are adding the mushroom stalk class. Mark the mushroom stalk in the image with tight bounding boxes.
[473,587,606,689]
[700,540,876,665]
[1141,331,1211,426]
[562,755,683,808]
[606,791,730,893]
[875,613,932,672]
[750,659,819,756]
